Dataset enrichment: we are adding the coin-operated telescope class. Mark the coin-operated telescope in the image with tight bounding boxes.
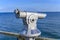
[14,9,47,40]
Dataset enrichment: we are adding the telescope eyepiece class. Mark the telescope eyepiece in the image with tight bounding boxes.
[14,9,20,14]
[14,9,20,18]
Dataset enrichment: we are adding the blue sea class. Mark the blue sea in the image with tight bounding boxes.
[0,12,60,40]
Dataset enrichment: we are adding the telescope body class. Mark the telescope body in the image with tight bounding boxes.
[14,9,47,19]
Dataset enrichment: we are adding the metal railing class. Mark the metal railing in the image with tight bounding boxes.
[0,31,55,40]
[0,31,25,40]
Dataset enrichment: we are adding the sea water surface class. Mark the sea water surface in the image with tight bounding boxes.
[0,12,60,40]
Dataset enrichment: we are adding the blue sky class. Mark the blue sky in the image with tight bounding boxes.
[0,0,60,12]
